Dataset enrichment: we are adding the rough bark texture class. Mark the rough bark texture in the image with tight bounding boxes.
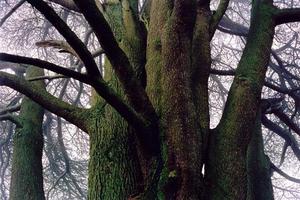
[86,1,146,199]
[205,1,276,199]
[191,4,211,170]
[87,101,142,200]
[3,0,280,199]
[160,1,203,198]
[9,67,45,200]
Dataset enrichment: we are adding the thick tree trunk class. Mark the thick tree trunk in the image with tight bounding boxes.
[9,67,45,200]
[159,2,204,197]
[5,1,279,199]
[87,0,277,199]
[205,1,276,199]
[86,1,161,198]
[87,103,142,199]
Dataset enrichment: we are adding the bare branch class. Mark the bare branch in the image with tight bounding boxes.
[36,40,104,59]
[210,68,235,76]
[262,116,300,162]
[92,48,105,58]
[73,0,158,123]
[271,162,300,184]
[217,16,248,37]
[272,108,300,137]
[0,53,151,133]
[26,75,66,81]
[275,8,300,25]
[26,0,101,77]
[279,142,288,167]
[36,40,77,57]
[0,53,89,83]
[0,113,22,127]
[210,0,230,38]
[0,105,21,115]
[47,0,79,12]
[0,71,89,132]
[0,0,26,28]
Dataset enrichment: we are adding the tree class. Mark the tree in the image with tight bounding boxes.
[8,66,45,200]
[1,0,300,199]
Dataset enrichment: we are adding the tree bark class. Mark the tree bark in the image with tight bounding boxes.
[247,110,274,200]
[9,66,45,200]
[86,2,147,198]
[0,0,285,199]
[205,1,276,199]
[86,102,142,199]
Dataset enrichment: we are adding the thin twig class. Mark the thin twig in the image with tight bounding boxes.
[0,0,26,27]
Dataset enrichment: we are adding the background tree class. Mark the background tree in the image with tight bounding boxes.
[0,2,88,199]
[8,66,45,200]
[1,0,300,199]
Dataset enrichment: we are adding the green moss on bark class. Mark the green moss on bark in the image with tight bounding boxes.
[9,67,45,200]
[86,2,148,198]
[205,2,276,199]
[87,55,144,198]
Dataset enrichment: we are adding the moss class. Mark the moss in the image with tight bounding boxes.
[9,67,45,200]
[87,2,147,198]
[145,0,172,115]
[204,2,276,199]
[153,38,162,51]
[191,8,211,158]
[87,102,142,199]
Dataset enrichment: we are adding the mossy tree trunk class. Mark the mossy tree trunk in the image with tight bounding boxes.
[2,0,282,199]
[146,0,276,199]
[86,101,143,199]
[204,1,276,199]
[145,1,211,199]
[86,1,146,199]
[9,66,45,200]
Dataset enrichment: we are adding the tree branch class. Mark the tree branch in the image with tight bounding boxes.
[0,0,26,27]
[26,0,101,77]
[262,116,300,162]
[0,53,89,83]
[47,0,80,12]
[0,71,89,132]
[271,162,300,184]
[272,108,300,137]
[36,40,105,59]
[279,142,288,167]
[1,65,154,142]
[217,16,248,37]
[210,0,230,38]
[73,0,158,123]
[36,40,78,57]
[275,8,300,25]
[0,104,21,115]
[210,68,235,76]
[0,53,151,133]
[26,75,66,81]
[0,113,22,127]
